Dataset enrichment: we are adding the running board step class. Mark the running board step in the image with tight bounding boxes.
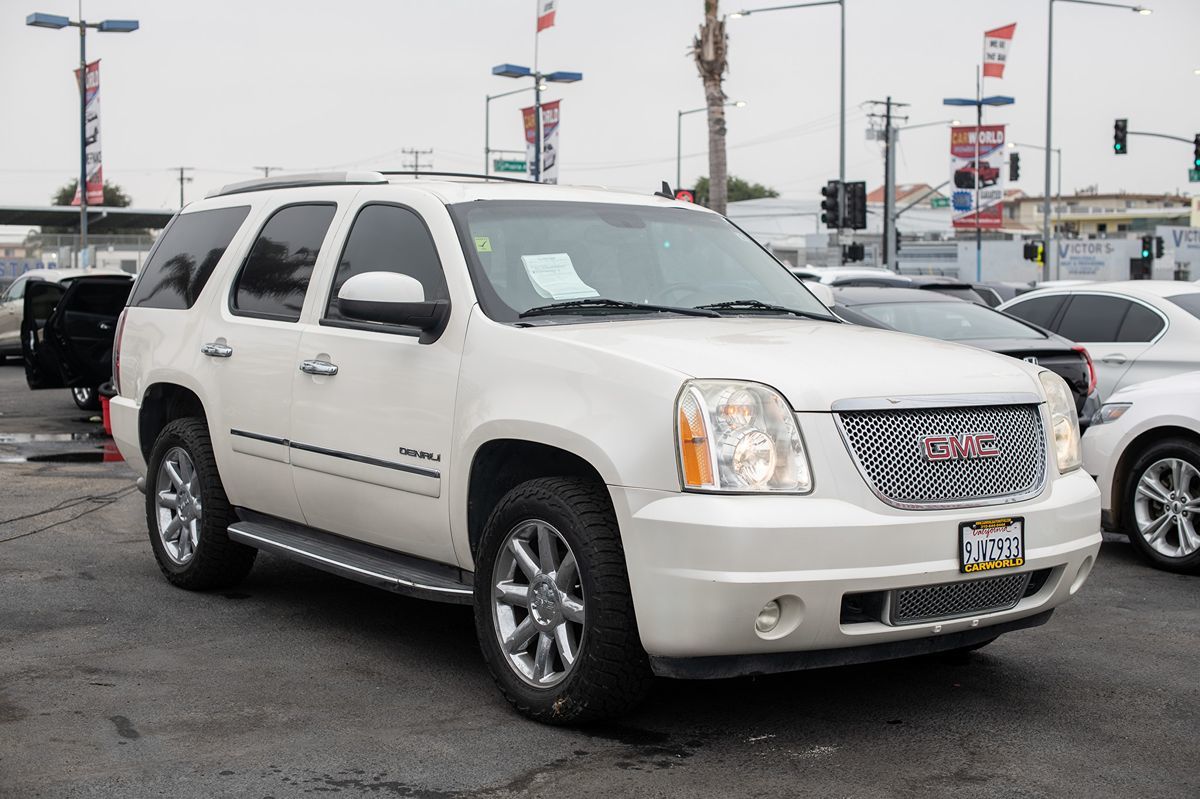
[228,511,473,605]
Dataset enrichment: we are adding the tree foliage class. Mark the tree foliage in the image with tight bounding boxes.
[52,179,133,208]
[693,175,780,208]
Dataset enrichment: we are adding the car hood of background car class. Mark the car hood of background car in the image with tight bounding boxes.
[525,316,1044,412]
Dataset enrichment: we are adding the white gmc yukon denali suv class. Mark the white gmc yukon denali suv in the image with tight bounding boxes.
[110,172,1101,723]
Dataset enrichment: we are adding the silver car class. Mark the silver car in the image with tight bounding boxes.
[999,281,1200,400]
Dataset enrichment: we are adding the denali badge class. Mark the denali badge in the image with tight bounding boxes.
[921,433,1000,462]
[399,446,442,462]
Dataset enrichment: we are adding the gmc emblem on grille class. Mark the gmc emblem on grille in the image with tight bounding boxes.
[921,433,1000,462]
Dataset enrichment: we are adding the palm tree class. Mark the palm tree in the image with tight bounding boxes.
[693,0,729,214]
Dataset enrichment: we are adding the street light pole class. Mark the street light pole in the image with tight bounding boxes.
[677,102,744,190]
[1044,0,1151,280]
[485,85,536,175]
[491,64,582,182]
[26,10,138,268]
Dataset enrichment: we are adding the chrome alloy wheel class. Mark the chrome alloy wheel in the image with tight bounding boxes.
[155,447,202,565]
[491,520,585,688]
[72,386,93,406]
[1134,457,1200,559]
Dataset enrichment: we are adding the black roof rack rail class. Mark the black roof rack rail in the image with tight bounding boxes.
[378,171,537,185]
[207,171,388,198]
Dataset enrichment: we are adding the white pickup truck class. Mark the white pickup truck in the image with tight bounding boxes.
[110,172,1101,723]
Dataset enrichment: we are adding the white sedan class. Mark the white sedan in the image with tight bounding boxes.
[1082,370,1200,574]
[999,281,1200,399]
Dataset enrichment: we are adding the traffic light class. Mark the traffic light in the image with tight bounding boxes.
[894,229,902,253]
[1193,133,1200,169]
[1114,119,1128,155]
[843,242,865,262]
[1140,235,1153,260]
[1022,240,1044,264]
[844,181,867,230]
[1009,152,1020,182]
[820,180,843,229]
[1155,236,1165,259]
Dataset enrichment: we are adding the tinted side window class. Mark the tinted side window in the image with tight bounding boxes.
[129,206,250,309]
[1117,303,1164,342]
[1005,295,1067,330]
[232,204,337,322]
[324,204,449,322]
[1056,295,1128,342]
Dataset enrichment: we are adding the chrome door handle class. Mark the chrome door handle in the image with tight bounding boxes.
[200,342,233,358]
[1100,354,1127,365]
[98,321,112,331]
[300,359,338,376]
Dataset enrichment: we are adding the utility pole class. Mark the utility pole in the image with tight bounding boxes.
[174,166,193,208]
[866,97,908,269]
[254,166,281,177]
[402,148,434,174]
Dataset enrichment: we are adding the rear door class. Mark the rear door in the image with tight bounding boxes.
[1052,294,1163,398]
[22,276,132,389]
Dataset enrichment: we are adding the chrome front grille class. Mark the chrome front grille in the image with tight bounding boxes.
[836,404,1047,509]
[890,572,1032,625]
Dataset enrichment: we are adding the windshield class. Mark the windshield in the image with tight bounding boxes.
[853,300,1045,341]
[449,200,833,323]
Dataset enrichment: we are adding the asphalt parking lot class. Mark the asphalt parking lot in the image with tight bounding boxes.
[1,363,1197,798]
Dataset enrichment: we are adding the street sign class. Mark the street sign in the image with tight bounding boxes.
[674,189,695,203]
[1189,168,1200,183]
[931,196,950,208]
[493,159,527,173]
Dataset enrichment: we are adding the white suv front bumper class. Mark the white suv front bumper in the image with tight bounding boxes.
[611,468,1100,676]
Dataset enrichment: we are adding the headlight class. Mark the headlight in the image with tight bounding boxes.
[1091,402,1132,426]
[676,380,812,493]
[1039,371,1081,473]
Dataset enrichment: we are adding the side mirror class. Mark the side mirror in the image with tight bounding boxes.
[805,281,835,309]
[337,272,450,340]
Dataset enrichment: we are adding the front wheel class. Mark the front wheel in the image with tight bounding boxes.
[72,385,100,411]
[1121,438,1200,574]
[473,477,651,724]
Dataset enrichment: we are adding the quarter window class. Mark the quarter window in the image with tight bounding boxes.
[129,206,250,310]
[232,204,337,322]
[1005,295,1067,330]
[324,204,448,323]
[1116,303,1164,342]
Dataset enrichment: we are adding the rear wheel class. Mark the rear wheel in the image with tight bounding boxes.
[145,418,256,589]
[72,385,100,411]
[474,477,651,724]
[1121,438,1200,575]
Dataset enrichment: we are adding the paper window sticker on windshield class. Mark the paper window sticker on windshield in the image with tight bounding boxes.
[520,252,600,300]
[474,236,492,253]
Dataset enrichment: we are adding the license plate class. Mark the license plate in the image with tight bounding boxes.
[959,517,1025,574]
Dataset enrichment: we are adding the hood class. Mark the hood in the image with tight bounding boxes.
[526,317,1046,412]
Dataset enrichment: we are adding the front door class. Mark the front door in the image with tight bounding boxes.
[21,276,132,390]
[288,197,465,564]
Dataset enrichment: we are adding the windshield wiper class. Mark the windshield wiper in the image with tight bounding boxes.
[520,298,720,319]
[694,299,838,322]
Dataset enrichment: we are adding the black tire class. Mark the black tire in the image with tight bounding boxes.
[943,636,998,656]
[1120,437,1200,575]
[473,477,651,724]
[144,417,256,589]
[72,385,101,411]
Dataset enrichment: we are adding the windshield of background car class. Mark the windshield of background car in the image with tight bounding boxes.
[855,300,1045,341]
[1167,292,1200,320]
[449,200,832,323]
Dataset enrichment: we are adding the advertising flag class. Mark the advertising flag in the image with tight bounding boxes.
[71,59,103,206]
[537,0,557,32]
[950,124,1006,229]
[983,23,1017,78]
[522,100,561,184]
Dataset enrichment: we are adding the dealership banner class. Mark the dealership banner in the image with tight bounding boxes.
[71,59,103,206]
[950,124,1005,229]
[522,100,561,184]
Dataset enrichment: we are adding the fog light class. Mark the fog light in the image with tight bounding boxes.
[755,599,782,633]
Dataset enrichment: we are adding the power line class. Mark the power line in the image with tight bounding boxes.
[173,166,194,208]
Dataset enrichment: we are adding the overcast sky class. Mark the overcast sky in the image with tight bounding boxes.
[1,0,1196,212]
